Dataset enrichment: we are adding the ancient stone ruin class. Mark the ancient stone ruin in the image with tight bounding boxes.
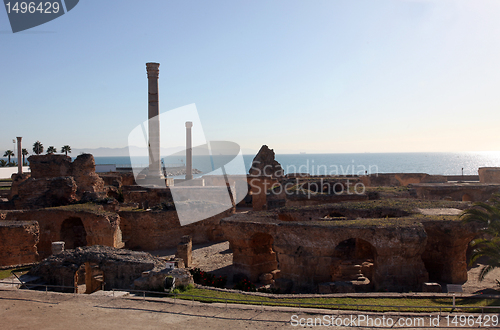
[221,199,481,293]
[29,245,192,293]
[9,154,105,209]
[1,144,499,296]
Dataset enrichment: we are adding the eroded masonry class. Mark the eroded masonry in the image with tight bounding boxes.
[1,143,500,294]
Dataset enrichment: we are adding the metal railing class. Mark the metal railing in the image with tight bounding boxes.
[110,288,500,315]
[2,280,500,314]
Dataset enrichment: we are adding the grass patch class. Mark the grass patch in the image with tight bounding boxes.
[0,266,32,280]
[280,199,470,214]
[0,186,10,190]
[311,218,426,228]
[45,202,115,216]
[170,288,500,313]
[0,179,12,182]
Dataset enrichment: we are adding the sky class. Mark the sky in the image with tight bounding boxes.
[1,0,500,155]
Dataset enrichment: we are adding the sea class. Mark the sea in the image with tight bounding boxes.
[88,152,500,176]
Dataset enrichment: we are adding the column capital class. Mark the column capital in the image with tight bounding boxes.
[146,62,160,79]
[185,121,193,128]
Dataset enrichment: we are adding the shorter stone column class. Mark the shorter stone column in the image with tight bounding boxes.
[176,235,192,268]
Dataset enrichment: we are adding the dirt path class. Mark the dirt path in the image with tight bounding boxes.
[0,289,292,329]
[1,288,497,330]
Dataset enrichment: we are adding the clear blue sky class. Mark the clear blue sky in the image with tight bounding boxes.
[1,0,500,155]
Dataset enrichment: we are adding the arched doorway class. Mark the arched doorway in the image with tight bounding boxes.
[74,262,104,294]
[61,217,87,249]
[332,238,376,291]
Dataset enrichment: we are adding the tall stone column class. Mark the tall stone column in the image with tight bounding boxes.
[146,63,162,182]
[16,137,22,174]
[185,121,193,180]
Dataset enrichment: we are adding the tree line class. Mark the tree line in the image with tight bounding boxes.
[1,141,71,167]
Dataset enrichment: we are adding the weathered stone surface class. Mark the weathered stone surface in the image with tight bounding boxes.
[221,208,477,292]
[5,207,123,259]
[247,177,279,211]
[118,208,231,250]
[361,173,447,187]
[98,173,123,188]
[13,177,78,209]
[134,268,194,291]
[421,220,479,284]
[479,167,500,184]
[9,173,30,200]
[10,154,106,208]
[28,154,72,179]
[0,220,39,267]
[409,183,500,202]
[72,154,106,198]
[29,245,165,291]
[176,235,192,268]
[248,145,284,178]
[51,241,65,255]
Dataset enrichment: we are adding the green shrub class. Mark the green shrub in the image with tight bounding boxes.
[189,268,227,288]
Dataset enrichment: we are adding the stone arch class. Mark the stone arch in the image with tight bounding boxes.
[61,217,87,249]
[462,193,473,202]
[250,232,274,254]
[331,238,377,291]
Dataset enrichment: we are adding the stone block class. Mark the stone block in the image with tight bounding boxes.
[0,221,39,267]
[259,272,274,284]
[51,241,65,255]
[422,282,442,293]
[176,235,192,268]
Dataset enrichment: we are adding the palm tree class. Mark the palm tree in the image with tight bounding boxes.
[22,148,29,165]
[46,146,57,154]
[461,194,500,281]
[0,159,7,167]
[3,150,14,164]
[33,141,43,155]
[61,145,71,156]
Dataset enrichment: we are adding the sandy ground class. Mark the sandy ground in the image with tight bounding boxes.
[0,288,294,329]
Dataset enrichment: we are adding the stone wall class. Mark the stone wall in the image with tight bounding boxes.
[221,211,477,293]
[119,208,231,250]
[222,214,429,292]
[478,167,500,184]
[361,173,447,187]
[10,154,106,209]
[422,220,479,283]
[409,183,500,202]
[285,194,368,207]
[5,208,123,259]
[0,221,39,267]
